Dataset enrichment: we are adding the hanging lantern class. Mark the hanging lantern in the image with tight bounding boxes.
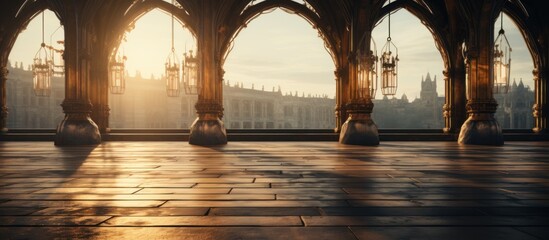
[380,1,399,96]
[493,13,512,94]
[357,39,378,99]
[50,40,65,77]
[32,12,51,97]
[109,53,126,94]
[183,50,201,95]
[165,48,181,97]
[48,25,64,77]
[165,0,181,97]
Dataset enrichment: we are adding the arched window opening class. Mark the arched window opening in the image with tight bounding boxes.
[223,8,335,130]
[371,9,444,129]
[7,9,64,129]
[493,13,535,130]
[109,8,197,129]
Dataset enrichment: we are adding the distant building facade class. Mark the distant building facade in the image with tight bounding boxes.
[109,74,335,129]
[222,83,334,129]
[372,73,445,129]
[494,79,535,129]
[5,62,64,129]
[5,64,534,130]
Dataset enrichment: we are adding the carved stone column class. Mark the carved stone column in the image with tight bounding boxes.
[334,68,344,132]
[338,2,380,146]
[339,49,379,146]
[0,66,8,132]
[188,1,227,145]
[443,65,466,134]
[533,68,547,133]
[55,13,101,145]
[457,0,505,145]
[458,45,503,145]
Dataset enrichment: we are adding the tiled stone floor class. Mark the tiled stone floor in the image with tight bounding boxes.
[0,141,548,239]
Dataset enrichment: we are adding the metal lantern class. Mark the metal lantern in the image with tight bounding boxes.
[50,40,65,77]
[165,0,181,97]
[32,12,51,97]
[183,50,201,95]
[380,43,398,96]
[380,8,399,96]
[357,39,378,99]
[109,53,126,94]
[493,13,512,94]
[165,49,181,97]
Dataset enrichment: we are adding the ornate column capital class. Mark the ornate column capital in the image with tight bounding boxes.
[61,100,93,114]
[345,98,374,115]
[60,100,94,121]
[466,99,498,115]
[195,99,224,115]
[190,99,227,145]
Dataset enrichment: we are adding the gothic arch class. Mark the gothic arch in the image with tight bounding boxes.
[1,0,55,66]
[376,0,450,72]
[109,0,196,61]
[222,0,340,69]
[502,1,541,70]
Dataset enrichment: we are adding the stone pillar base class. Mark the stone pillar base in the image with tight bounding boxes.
[339,114,379,146]
[189,117,227,146]
[458,115,503,145]
[55,115,101,146]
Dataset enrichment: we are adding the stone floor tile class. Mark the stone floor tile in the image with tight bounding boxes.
[0,200,165,208]
[350,227,539,240]
[31,207,209,216]
[302,216,549,226]
[230,187,346,194]
[0,188,44,194]
[136,183,196,188]
[135,188,230,194]
[0,207,43,215]
[477,207,549,216]
[103,216,303,226]
[321,207,484,216]
[0,216,111,226]
[209,207,321,216]
[193,183,270,188]
[163,200,349,207]
[32,188,142,194]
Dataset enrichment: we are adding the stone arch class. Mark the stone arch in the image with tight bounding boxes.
[376,1,450,73]
[1,0,55,66]
[109,0,196,62]
[222,0,340,69]
[502,1,541,71]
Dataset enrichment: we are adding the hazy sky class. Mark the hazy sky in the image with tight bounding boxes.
[9,7,534,100]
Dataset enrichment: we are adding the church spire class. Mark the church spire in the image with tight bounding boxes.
[425,72,432,82]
